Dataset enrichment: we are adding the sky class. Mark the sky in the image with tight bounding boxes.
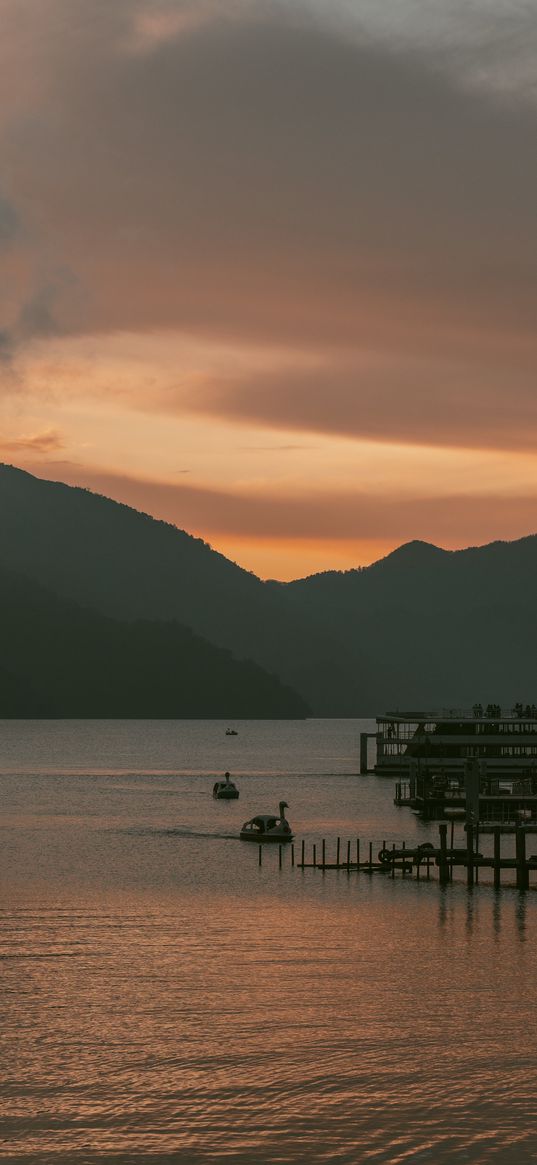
[1,0,537,580]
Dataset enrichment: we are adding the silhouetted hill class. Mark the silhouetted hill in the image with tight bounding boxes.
[0,566,309,718]
[2,464,537,714]
[282,535,537,709]
[0,464,357,713]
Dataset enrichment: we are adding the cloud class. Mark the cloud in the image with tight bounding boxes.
[0,192,20,247]
[1,4,536,345]
[1,1,536,453]
[181,351,537,453]
[1,428,65,454]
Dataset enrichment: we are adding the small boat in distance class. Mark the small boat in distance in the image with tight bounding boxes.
[225,729,238,736]
[240,801,293,843]
[213,773,240,800]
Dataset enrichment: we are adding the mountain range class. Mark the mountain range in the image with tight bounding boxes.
[1,463,536,716]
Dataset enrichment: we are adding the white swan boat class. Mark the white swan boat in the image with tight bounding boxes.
[213,773,239,800]
[240,801,293,842]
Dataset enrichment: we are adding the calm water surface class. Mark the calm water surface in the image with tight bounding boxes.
[2,719,537,1164]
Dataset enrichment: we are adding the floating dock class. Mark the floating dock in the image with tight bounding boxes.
[261,823,537,891]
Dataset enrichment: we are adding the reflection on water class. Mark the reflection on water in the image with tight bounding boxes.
[2,719,537,1164]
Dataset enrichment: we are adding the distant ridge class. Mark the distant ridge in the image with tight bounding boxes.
[0,464,353,713]
[0,563,309,718]
[2,463,537,713]
[370,539,448,569]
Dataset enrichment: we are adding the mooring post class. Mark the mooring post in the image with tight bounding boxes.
[322,838,326,870]
[360,732,369,774]
[279,844,283,869]
[368,841,373,872]
[336,837,341,867]
[301,838,305,868]
[391,842,395,880]
[438,822,449,885]
[258,844,262,867]
[395,781,401,805]
[466,816,474,888]
[516,824,529,891]
[450,819,455,881]
[291,843,295,867]
[356,838,360,869]
[402,839,406,878]
[475,824,480,884]
[313,843,317,869]
[346,839,351,870]
[493,826,501,890]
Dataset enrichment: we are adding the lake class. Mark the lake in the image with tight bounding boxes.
[2,718,537,1164]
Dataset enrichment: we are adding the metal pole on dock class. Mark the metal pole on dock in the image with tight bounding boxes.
[493,827,501,890]
[516,825,529,891]
[438,823,449,885]
[467,816,474,888]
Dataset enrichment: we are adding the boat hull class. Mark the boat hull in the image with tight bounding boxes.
[214,789,239,800]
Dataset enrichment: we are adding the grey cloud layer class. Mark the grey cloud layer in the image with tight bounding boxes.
[1,1,537,448]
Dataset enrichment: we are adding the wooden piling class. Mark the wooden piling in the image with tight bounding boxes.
[336,837,341,867]
[475,824,480,885]
[356,838,360,868]
[516,825,529,891]
[391,842,396,880]
[258,844,262,867]
[493,826,501,889]
[291,843,295,867]
[279,844,282,869]
[346,839,351,870]
[301,838,305,868]
[402,839,406,878]
[368,841,373,872]
[322,838,326,870]
[313,843,317,869]
[466,819,474,888]
[438,823,449,885]
[450,819,455,882]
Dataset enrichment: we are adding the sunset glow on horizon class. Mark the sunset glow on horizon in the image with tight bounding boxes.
[2,1,537,580]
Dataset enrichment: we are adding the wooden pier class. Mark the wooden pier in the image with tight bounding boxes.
[261,822,537,890]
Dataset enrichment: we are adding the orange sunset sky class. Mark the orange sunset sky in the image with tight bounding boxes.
[1,0,537,580]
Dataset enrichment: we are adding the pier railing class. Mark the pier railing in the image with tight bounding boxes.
[382,707,537,722]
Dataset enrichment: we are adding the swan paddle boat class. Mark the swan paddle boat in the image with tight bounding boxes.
[240,801,293,843]
[213,773,240,800]
[225,728,238,736]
